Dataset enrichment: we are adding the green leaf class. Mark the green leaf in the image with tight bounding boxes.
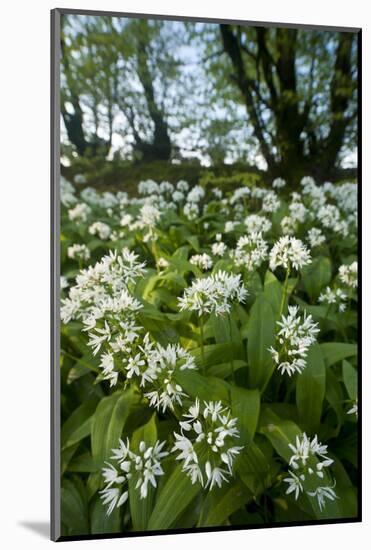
[301,256,332,301]
[247,296,275,389]
[236,440,277,495]
[200,482,252,527]
[190,342,245,371]
[147,464,200,530]
[62,398,98,450]
[175,370,230,402]
[129,414,158,531]
[263,270,282,315]
[91,389,136,471]
[61,478,89,535]
[90,495,122,534]
[320,342,357,367]
[296,344,326,433]
[258,406,302,462]
[230,387,260,446]
[342,360,358,400]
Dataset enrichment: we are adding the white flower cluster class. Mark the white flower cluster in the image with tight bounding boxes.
[232,233,268,271]
[67,243,90,262]
[190,253,213,271]
[178,270,248,317]
[307,227,326,248]
[339,261,358,289]
[319,287,347,312]
[284,433,337,511]
[61,248,146,326]
[269,306,319,376]
[100,438,168,515]
[244,214,272,234]
[88,221,111,240]
[230,186,250,205]
[172,399,243,489]
[68,202,91,223]
[269,236,311,272]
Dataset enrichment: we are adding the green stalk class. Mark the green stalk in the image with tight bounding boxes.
[229,313,236,383]
[199,315,205,374]
[279,264,291,318]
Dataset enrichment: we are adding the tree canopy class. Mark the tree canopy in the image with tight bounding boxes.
[60,14,358,183]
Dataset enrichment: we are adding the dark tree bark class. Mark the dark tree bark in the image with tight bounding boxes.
[220,24,356,182]
[131,37,172,162]
[61,36,111,158]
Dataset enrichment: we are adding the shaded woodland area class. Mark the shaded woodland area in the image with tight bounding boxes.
[60,15,358,189]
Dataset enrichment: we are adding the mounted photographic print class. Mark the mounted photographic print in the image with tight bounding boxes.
[51,8,361,541]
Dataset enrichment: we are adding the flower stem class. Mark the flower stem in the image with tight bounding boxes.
[279,265,291,318]
[200,315,205,373]
[229,314,236,383]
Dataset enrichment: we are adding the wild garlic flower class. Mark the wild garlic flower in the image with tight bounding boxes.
[284,433,337,511]
[178,271,248,317]
[225,220,239,233]
[307,227,326,248]
[60,275,69,290]
[289,201,308,223]
[138,204,161,228]
[143,343,197,412]
[269,306,319,376]
[67,243,90,262]
[269,236,311,272]
[120,213,133,227]
[88,221,111,240]
[68,202,91,223]
[157,257,169,270]
[319,287,347,312]
[339,262,358,288]
[61,177,77,206]
[190,253,213,271]
[184,202,199,221]
[244,214,272,235]
[100,438,168,515]
[280,216,298,236]
[272,177,286,189]
[347,399,358,417]
[61,248,146,325]
[262,191,280,213]
[232,233,268,271]
[177,180,189,193]
[172,399,242,489]
[212,241,228,257]
[307,485,338,511]
[187,185,205,203]
[230,186,250,205]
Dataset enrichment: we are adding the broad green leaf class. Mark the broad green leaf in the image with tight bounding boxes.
[296,344,326,433]
[68,452,99,473]
[61,478,89,535]
[61,398,98,450]
[129,414,158,531]
[247,296,275,389]
[320,342,357,367]
[90,495,122,534]
[200,482,252,527]
[263,270,282,315]
[190,342,245,371]
[230,387,260,446]
[258,406,302,462]
[175,370,230,402]
[342,360,358,400]
[147,464,200,530]
[236,440,277,495]
[301,256,332,301]
[91,389,136,471]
